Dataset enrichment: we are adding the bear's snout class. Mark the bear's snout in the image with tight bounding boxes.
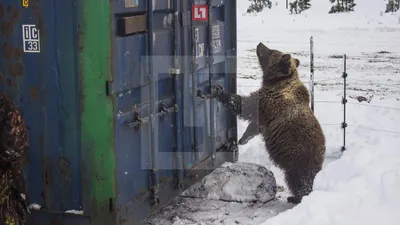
[256,42,270,57]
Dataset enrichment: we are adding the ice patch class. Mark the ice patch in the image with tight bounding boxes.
[28,203,41,210]
[181,162,277,203]
[65,210,84,215]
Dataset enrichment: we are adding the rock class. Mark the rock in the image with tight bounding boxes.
[181,162,277,203]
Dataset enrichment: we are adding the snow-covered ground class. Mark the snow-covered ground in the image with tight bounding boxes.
[144,1,400,224]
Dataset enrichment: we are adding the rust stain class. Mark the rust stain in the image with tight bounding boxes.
[15,47,23,59]
[58,157,72,183]
[2,43,15,59]
[30,87,39,99]
[9,62,24,77]
[0,71,3,84]
[0,5,19,37]
[1,21,13,36]
[0,3,4,21]
[7,5,19,21]
[6,78,16,87]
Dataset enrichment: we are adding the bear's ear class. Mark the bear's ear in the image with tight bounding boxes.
[294,58,300,68]
[279,54,292,74]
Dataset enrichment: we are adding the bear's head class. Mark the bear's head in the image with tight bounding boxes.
[256,42,300,85]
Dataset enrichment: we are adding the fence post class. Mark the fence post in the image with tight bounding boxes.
[309,36,315,113]
[341,54,348,152]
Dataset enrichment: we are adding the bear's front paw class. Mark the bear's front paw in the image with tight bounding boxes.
[238,137,250,145]
[287,196,301,204]
[213,84,224,97]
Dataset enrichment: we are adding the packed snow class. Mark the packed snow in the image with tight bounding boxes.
[180,162,277,203]
[144,1,400,224]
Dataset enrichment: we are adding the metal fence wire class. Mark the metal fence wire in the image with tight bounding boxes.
[237,37,400,152]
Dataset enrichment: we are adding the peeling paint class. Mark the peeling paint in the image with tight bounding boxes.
[2,43,15,59]
[9,62,24,76]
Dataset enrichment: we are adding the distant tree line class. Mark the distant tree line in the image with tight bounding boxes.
[289,0,311,14]
[246,0,399,15]
[385,0,400,12]
[247,0,272,13]
[328,0,356,13]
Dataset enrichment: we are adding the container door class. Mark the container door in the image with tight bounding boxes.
[111,0,185,222]
[181,0,238,172]
[110,0,237,223]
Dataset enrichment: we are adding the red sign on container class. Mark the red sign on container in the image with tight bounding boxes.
[192,5,208,21]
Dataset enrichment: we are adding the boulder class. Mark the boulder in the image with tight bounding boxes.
[181,162,277,203]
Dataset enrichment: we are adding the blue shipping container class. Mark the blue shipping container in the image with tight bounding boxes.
[0,0,238,224]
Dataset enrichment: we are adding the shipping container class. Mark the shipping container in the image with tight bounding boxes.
[0,0,237,224]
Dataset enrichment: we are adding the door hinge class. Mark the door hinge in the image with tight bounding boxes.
[106,80,116,96]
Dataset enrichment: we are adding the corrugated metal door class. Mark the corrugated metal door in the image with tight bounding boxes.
[181,0,238,172]
[111,0,237,223]
[111,0,185,222]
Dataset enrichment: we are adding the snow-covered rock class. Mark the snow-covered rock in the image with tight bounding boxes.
[181,162,277,203]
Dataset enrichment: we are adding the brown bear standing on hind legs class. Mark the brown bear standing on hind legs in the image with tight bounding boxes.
[214,42,326,204]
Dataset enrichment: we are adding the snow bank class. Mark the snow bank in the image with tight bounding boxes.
[236,1,400,225]
[261,144,400,225]
[181,162,277,203]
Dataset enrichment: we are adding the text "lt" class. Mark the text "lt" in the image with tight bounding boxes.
[192,5,208,21]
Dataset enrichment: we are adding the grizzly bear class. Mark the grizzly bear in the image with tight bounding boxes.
[215,42,326,204]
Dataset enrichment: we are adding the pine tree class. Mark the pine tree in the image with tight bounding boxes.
[298,0,312,12]
[289,1,299,14]
[385,0,400,13]
[346,0,356,11]
[329,0,341,13]
[289,0,311,14]
[247,0,272,13]
[329,0,356,13]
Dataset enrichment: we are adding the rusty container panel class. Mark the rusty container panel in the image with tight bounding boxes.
[0,0,83,218]
[0,0,238,224]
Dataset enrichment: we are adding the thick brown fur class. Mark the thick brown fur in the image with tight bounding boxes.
[215,42,326,204]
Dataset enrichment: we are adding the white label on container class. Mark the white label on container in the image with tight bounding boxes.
[22,24,40,53]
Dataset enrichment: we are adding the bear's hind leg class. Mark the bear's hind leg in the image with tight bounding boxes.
[285,168,318,204]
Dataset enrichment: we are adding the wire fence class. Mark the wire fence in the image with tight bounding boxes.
[315,100,400,111]
[237,78,400,90]
[318,123,400,135]
[312,53,400,143]
[236,37,400,151]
